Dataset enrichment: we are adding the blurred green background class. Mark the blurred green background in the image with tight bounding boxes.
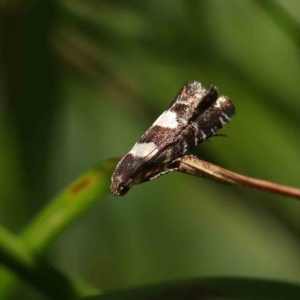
[1,0,300,299]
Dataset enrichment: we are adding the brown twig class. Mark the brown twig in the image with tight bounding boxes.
[169,155,300,200]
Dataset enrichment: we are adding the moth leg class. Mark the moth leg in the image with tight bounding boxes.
[149,168,179,181]
[149,155,199,181]
[166,155,203,177]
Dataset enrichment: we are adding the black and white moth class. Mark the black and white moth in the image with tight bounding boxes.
[110,81,235,196]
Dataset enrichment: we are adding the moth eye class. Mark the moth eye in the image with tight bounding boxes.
[120,185,130,195]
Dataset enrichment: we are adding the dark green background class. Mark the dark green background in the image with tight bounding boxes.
[1,0,300,298]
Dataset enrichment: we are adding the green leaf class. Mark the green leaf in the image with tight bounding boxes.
[0,159,116,299]
[84,277,300,300]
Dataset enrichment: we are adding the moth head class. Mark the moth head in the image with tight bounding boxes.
[110,174,133,196]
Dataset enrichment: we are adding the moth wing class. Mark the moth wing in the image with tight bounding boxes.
[132,82,218,162]
[193,95,236,144]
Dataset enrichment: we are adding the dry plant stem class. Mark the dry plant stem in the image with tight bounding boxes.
[173,156,300,200]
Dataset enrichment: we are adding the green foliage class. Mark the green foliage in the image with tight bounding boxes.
[1,0,300,299]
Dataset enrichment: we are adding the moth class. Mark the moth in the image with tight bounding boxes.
[110,81,235,196]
